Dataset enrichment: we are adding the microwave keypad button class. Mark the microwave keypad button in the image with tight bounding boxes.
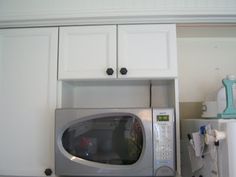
[155,118,174,163]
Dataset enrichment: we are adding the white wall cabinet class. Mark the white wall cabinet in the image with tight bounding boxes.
[59,25,117,79]
[118,24,177,78]
[58,24,177,80]
[0,28,58,176]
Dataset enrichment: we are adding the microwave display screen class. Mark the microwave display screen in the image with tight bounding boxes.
[157,115,169,121]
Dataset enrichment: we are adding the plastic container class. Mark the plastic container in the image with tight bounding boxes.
[217,75,236,114]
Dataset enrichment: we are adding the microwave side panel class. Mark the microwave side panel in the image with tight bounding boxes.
[153,108,175,176]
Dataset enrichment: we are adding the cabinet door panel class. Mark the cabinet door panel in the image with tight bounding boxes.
[118,24,177,78]
[0,28,57,176]
[59,26,117,79]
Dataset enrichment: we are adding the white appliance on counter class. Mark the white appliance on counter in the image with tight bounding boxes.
[181,119,236,177]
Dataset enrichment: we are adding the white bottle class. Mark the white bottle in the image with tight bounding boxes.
[217,75,236,114]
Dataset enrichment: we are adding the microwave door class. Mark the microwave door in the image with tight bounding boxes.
[55,108,153,176]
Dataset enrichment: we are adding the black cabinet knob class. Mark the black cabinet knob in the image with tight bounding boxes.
[120,67,128,75]
[44,168,52,176]
[106,68,114,75]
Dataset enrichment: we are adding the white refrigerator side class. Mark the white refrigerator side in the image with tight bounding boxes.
[226,122,236,177]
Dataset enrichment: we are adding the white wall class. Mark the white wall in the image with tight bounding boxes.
[177,25,236,102]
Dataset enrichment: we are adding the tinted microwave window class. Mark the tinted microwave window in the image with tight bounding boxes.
[61,114,143,165]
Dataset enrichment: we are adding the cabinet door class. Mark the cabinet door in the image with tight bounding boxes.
[118,24,177,78]
[59,25,117,80]
[0,28,58,176]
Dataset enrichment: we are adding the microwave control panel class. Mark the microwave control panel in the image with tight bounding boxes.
[153,109,175,176]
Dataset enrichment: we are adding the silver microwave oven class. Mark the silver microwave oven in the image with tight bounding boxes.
[55,108,175,176]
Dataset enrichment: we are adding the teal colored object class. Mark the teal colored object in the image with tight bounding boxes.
[217,78,236,118]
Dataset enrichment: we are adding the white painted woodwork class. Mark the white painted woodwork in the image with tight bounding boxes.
[174,79,181,174]
[59,24,177,80]
[151,80,174,108]
[0,28,58,176]
[59,80,150,108]
[0,0,236,27]
[118,24,177,78]
[58,80,178,110]
[59,25,117,80]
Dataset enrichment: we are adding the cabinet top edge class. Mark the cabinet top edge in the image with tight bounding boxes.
[0,15,236,28]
